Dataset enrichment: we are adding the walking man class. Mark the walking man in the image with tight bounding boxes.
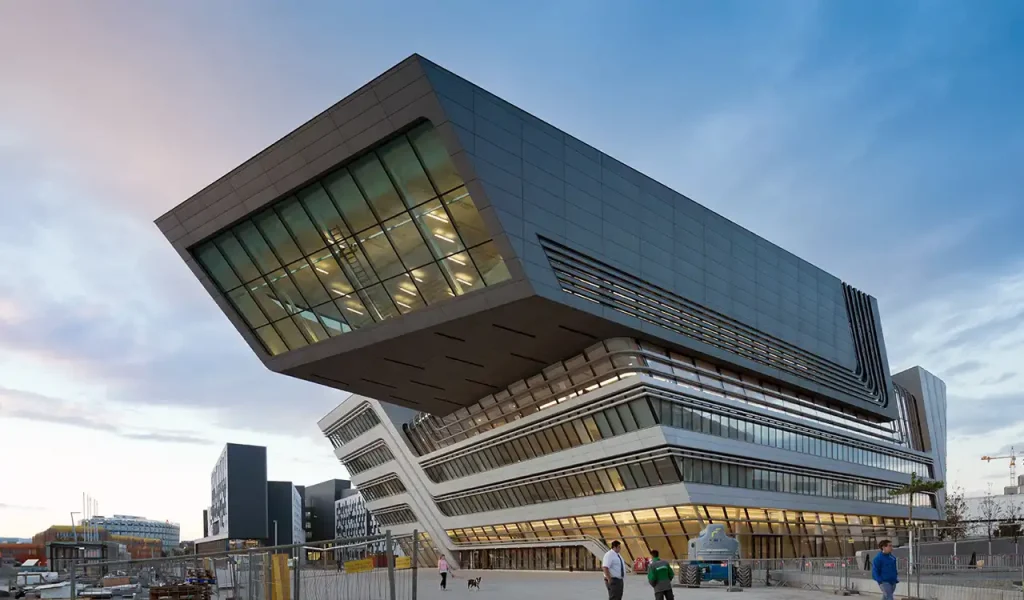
[647,550,675,600]
[872,539,898,600]
[602,540,626,600]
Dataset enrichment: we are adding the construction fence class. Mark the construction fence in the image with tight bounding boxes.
[64,531,426,600]
[674,556,1024,600]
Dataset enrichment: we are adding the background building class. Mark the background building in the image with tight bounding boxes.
[266,481,305,546]
[31,526,162,560]
[82,515,180,550]
[159,55,947,569]
[198,443,268,552]
[304,479,355,543]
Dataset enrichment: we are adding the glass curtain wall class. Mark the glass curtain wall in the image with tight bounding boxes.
[447,505,906,562]
[194,122,511,356]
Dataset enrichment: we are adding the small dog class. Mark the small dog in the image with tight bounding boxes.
[467,576,482,590]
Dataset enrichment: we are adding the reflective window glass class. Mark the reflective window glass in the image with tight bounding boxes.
[277,196,326,255]
[332,238,379,289]
[215,232,261,283]
[235,221,281,273]
[255,210,302,264]
[292,311,330,343]
[286,259,330,306]
[196,243,240,291]
[384,274,427,314]
[248,279,289,321]
[443,187,490,248]
[408,123,463,194]
[383,213,434,270]
[300,182,352,244]
[311,301,350,336]
[266,269,306,313]
[308,251,355,297]
[335,294,375,329]
[273,317,308,350]
[352,154,405,220]
[226,287,268,328]
[324,170,376,232]
[357,226,405,280]
[379,136,437,206]
[408,263,455,304]
[443,252,483,295]
[255,324,287,355]
[413,199,464,258]
[358,284,400,322]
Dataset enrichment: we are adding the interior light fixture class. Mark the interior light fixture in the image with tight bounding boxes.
[396,301,412,309]
[400,286,418,296]
[427,212,450,223]
[448,256,466,265]
[316,267,329,275]
[346,307,365,316]
[455,277,473,286]
[434,233,456,243]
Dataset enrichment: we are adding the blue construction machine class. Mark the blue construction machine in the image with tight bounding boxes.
[679,524,752,588]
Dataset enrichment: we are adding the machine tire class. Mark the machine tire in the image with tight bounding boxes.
[683,565,702,587]
[736,565,752,588]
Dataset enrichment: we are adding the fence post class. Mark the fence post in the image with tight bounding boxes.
[69,558,77,600]
[411,530,419,600]
[386,531,397,600]
[247,549,254,600]
[293,546,301,600]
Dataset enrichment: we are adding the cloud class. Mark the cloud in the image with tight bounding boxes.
[944,361,985,377]
[0,503,45,511]
[0,385,216,446]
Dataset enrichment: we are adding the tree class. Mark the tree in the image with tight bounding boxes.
[1000,496,1023,554]
[889,472,945,572]
[979,491,1003,556]
[942,487,969,557]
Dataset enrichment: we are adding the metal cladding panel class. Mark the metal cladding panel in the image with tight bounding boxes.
[421,57,897,420]
[892,366,948,514]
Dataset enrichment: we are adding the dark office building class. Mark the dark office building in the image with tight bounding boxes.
[303,479,354,542]
[208,443,268,543]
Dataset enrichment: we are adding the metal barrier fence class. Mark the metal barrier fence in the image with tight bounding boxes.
[674,557,1024,599]
[54,531,419,600]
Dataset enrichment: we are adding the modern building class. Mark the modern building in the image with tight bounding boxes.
[82,515,180,550]
[157,54,947,569]
[303,479,355,543]
[266,481,305,546]
[197,443,268,552]
[31,526,162,560]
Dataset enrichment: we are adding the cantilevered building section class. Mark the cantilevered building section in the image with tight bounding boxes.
[157,54,946,569]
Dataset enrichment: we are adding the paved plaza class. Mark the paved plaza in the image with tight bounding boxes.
[413,571,848,600]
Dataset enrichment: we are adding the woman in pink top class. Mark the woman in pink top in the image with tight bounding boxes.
[438,556,450,590]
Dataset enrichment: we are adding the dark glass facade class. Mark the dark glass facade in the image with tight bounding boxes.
[422,384,931,484]
[325,405,380,448]
[194,122,511,356]
[435,447,934,517]
[405,339,920,457]
[374,505,417,527]
[343,443,394,474]
[359,476,407,502]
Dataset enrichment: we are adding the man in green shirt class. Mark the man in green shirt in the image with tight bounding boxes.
[647,550,675,600]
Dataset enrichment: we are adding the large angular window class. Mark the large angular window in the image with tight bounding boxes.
[194,123,512,356]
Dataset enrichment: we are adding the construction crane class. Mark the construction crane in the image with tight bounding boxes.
[982,446,1018,489]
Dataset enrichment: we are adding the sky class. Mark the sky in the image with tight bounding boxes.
[1,1,1022,541]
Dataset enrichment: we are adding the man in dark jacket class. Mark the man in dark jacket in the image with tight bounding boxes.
[646,550,675,600]
[871,540,898,600]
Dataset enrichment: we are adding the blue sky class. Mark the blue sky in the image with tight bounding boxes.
[1,1,1022,540]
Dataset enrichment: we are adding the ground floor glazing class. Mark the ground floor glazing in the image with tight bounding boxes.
[446,504,910,565]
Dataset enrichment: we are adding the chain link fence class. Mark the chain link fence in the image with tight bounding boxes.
[55,531,419,600]
[673,556,1024,599]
